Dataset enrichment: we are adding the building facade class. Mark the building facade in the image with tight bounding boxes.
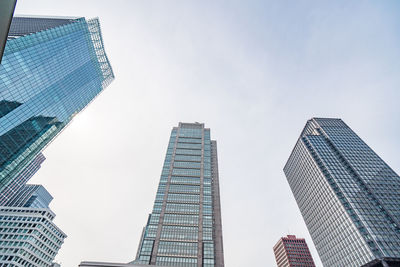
[5,184,52,208]
[0,15,114,196]
[0,0,16,62]
[284,118,400,266]
[0,183,65,266]
[133,123,224,267]
[80,122,224,267]
[0,153,45,205]
[273,235,315,267]
[0,206,66,266]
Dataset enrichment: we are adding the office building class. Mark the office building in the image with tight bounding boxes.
[0,0,16,62]
[273,235,315,267]
[5,184,52,208]
[0,207,66,266]
[284,118,400,266]
[362,258,400,267]
[0,153,45,205]
[80,122,224,267]
[0,185,66,266]
[0,15,114,197]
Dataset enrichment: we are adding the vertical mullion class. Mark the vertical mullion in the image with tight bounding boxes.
[197,127,204,267]
[150,127,179,264]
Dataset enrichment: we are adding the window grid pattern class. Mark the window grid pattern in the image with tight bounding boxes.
[173,161,201,169]
[163,214,199,226]
[0,16,114,197]
[135,124,221,266]
[158,241,198,257]
[284,118,400,267]
[168,185,200,194]
[167,194,200,204]
[0,207,66,266]
[0,153,45,205]
[170,177,200,185]
[156,256,197,266]
[160,226,198,241]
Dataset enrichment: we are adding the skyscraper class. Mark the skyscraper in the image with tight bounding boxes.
[0,184,66,266]
[0,153,45,205]
[284,118,400,266]
[80,122,224,267]
[5,184,52,208]
[273,235,315,267]
[0,15,114,195]
[0,0,16,62]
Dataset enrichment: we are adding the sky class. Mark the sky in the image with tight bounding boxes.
[13,1,400,266]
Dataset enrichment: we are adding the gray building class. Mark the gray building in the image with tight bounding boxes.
[0,184,66,266]
[0,207,66,266]
[81,122,224,267]
[284,118,400,266]
[0,0,16,62]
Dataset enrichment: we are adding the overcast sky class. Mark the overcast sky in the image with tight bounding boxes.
[14,1,400,266]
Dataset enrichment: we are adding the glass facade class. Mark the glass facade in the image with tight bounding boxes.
[0,15,114,195]
[284,118,400,266]
[5,184,52,208]
[133,123,224,267]
[0,153,45,205]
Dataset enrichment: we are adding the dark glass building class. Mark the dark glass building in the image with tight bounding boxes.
[0,0,16,62]
[0,16,114,196]
[284,118,400,266]
[80,122,224,267]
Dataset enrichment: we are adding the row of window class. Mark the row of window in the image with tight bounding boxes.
[166,203,199,214]
[160,225,198,241]
[163,214,199,226]
[156,256,197,266]
[172,168,201,177]
[167,194,200,204]
[158,241,198,256]
[173,161,201,169]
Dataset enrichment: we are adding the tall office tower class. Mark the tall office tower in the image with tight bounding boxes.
[273,235,315,267]
[80,122,224,267]
[0,16,114,196]
[134,122,224,267]
[0,185,66,266]
[284,118,400,267]
[0,153,45,205]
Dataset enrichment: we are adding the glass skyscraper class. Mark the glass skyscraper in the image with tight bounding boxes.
[80,122,224,267]
[5,184,53,208]
[284,118,400,266]
[0,152,45,205]
[0,15,114,195]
